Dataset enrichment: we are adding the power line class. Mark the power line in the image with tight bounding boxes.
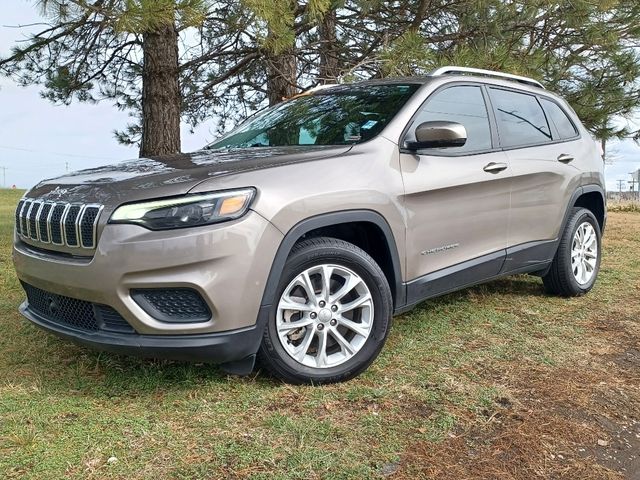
[0,145,119,161]
[617,179,625,192]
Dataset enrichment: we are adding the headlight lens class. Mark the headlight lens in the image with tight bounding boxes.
[109,188,255,230]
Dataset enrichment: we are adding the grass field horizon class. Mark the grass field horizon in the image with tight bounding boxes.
[1,188,638,479]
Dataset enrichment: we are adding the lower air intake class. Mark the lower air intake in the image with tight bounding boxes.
[131,288,211,323]
[21,282,135,334]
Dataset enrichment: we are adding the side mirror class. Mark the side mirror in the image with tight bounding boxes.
[405,121,467,150]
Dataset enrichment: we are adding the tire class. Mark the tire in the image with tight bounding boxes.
[258,237,393,384]
[543,207,601,297]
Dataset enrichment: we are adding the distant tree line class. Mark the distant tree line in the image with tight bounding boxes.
[1,0,639,157]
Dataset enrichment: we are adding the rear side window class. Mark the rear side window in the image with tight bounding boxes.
[406,85,492,153]
[540,98,579,139]
[490,88,552,148]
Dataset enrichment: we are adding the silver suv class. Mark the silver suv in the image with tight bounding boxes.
[13,67,605,384]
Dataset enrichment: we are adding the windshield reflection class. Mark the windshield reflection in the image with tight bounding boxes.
[206,84,420,150]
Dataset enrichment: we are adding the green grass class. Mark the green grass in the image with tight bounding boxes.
[0,188,636,479]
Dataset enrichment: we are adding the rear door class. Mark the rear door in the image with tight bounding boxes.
[488,87,581,272]
[399,84,511,293]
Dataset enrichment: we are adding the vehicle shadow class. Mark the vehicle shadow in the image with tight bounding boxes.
[463,275,547,297]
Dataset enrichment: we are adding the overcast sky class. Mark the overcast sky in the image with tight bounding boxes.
[1,2,639,190]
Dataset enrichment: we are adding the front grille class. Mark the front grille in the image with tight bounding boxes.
[132,289,211,323]
[22,282,135,334]
[16,199,103,249]
[95,306,136,334]
[23,282,99,331]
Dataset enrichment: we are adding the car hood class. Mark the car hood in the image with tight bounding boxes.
[26,145,351,205]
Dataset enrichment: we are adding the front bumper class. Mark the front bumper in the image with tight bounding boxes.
[20,301,268,369]
[13,210,283,363]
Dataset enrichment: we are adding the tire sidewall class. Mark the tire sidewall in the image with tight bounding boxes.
[261,241,392,383]
[563,209,602,294]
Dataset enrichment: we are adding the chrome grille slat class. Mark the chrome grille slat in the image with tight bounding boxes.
[15,200,25,236]
[63,205,82,247]
[20,200,31,235]
[79,205,102,249]
[15,199,103,250]
[45,202,56,244]
[38,203,54,244]
[25,201,35,238]
[30,201,43,240]
[50,204,67,245]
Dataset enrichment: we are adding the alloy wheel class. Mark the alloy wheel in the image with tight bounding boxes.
[571,221,598,285]
[276,264,374,368]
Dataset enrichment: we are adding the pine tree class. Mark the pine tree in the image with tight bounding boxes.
[0,0,212,157]
[2,0,639,154]
[375,0,640,141]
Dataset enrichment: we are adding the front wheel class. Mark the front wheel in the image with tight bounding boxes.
[543,207,602,297]
[258,237,393,384]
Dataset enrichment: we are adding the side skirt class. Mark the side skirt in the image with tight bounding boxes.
[398,240,557,314]
[500,239,557,275]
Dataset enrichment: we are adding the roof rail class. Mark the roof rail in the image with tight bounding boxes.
[288,83,339,100]
[430,66,544,89]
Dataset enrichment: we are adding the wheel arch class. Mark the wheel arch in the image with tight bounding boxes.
[259,210,405,311]
[558,185,605,239]
[573,185,606,233]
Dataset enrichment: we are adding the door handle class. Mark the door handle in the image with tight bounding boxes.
[483,162,508,173]
[557,154,574,163]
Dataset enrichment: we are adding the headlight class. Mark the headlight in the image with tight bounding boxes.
[109,188,255,230]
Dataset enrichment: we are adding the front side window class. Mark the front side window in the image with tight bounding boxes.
[490,88,552,147]
[207,84,420,149]
[540,98,579,140]
[405,85,492,153]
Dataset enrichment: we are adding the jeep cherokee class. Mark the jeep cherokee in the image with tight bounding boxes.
[13,66,605,384]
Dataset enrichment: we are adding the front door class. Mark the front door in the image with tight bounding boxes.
[399,84,511,299]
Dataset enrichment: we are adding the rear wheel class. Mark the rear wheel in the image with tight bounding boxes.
[258,237,393,384]
[543,207,601,297]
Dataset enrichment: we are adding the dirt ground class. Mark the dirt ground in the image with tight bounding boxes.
[398,212,640,479]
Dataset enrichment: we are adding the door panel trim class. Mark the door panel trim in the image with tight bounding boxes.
[404,250,505,306]
[401,239,559,311]
[500,239,557,275]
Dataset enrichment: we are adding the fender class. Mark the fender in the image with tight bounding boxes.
[559,184,606,238]
[258,210,406,311]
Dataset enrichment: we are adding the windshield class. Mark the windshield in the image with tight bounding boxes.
[206,84,420,149]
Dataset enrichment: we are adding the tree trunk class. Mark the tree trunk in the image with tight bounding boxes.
[266,43,297,106]
[318,8,339,83]
[140,24,181,157]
